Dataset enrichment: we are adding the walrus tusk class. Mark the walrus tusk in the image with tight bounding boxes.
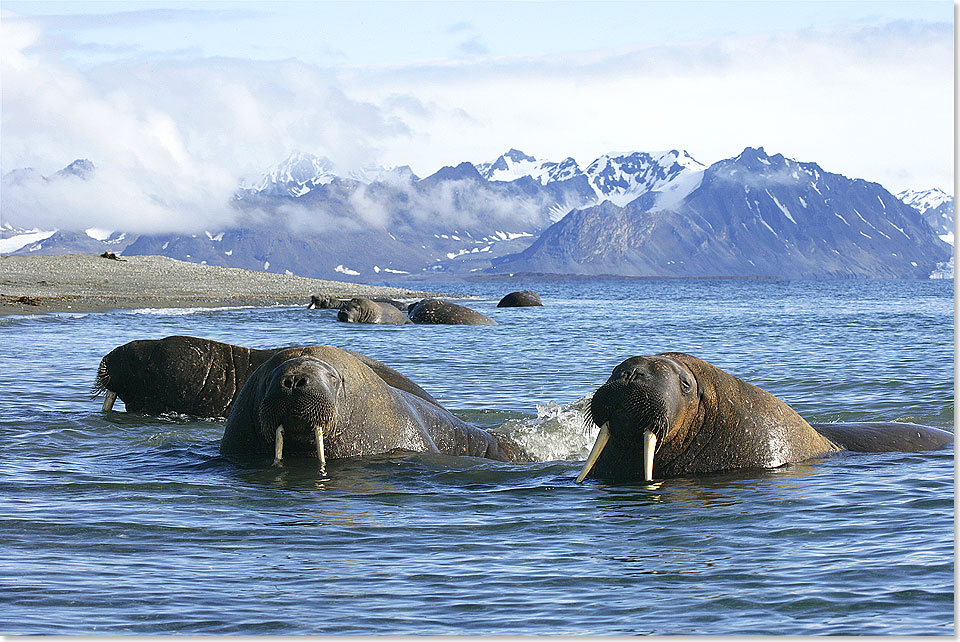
[273,425,284,465]
[576,422,611,483]
[643,430,657,482]
[102,391,117,412]
[315,425,326,471]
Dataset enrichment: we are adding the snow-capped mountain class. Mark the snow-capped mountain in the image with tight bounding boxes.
[896,187,953,244]
[474,148,706,209]
[897,187,952,213]
[492,147,951,279]
[477,149,584,184]
[583,149,706,208]
[237,152,338,198]
[5,149,952,281]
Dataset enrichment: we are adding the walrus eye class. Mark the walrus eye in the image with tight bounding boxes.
[678,373,693,394]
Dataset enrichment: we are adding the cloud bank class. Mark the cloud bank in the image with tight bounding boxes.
[1,11,952,235]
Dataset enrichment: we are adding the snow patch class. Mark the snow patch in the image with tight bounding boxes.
[766,190,797,224]
[0,229,56,253]
[335,264,360,276]
[84,228,113,241]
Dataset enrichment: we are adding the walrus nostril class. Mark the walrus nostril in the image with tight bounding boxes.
[281,374,310,389]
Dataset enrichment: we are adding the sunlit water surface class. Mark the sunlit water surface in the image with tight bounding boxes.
[0,279,953,634]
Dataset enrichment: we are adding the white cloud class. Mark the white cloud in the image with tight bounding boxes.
[0,13,952,235]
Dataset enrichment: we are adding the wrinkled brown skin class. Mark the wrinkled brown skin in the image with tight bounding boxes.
[497,290,543,307]
[220,345,509,462]
[95,336,440,417]
[408,299,496,325]
[586,352,953,482]
[94,336,275,417]
[338,297,412,325]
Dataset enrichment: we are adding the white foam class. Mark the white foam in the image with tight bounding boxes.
[493,395,597,462]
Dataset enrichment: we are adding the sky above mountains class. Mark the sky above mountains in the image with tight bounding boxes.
[1,1,952,233]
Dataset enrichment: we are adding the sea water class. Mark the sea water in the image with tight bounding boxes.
[0,279,953,634]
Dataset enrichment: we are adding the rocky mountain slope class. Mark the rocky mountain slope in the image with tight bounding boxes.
[2,149,952,280]
[491,148,951,279]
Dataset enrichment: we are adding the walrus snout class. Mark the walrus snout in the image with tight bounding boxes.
[258,357,341,459]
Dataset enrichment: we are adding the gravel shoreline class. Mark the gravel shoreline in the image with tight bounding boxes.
[0,254,446,315]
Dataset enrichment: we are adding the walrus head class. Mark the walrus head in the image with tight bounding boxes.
[257,356,344,466]
[578,355,699,483]
[337,298,367,323]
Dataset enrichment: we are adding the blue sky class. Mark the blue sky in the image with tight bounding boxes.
[6,1,951,66]
[1,1,953,232]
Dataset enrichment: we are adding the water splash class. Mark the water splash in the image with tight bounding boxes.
[493,394,598,462]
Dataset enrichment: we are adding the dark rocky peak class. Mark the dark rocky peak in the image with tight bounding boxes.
[421,161,483,184]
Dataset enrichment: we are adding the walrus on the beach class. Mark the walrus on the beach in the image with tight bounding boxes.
[95,336,439,417]
[577,352,954,483]
[407,299,496,325]
[338,297,412,325]
[497,291,543,307]
[220,345,509,464]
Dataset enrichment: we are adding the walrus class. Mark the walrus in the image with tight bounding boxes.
[407,299,497,325]
[308,295,408,311]
[497,290,543,307]
[338,297,412,325]
[307,295,342,309]
[577,352,954,482]
[220,345,509,465]
[94,336,439,417]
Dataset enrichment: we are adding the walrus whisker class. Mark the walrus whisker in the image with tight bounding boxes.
[102,391,117,412]
[576,422,610,484]
[273,425,284,466]
[643,430,657,482]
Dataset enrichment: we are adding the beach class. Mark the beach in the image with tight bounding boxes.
[0,254,443,315]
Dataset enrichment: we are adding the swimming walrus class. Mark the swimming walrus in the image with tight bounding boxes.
[577,352,954,482]
[407,298,496,325]
[94,335,438,417]
[497,290,543,307]
[338,297,412,325]
[308,295,409,311]
[220,345,509,464]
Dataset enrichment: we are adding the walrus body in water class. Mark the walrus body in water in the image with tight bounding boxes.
[578,352,953,482]
[220,345,509,465]
[94,336,438,417]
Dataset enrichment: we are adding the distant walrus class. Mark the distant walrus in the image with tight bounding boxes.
[408,298,496,325]
[497,290,543,307]
[307,295,342,309]
[338,297,412,325]
[308,295,408,311]
[220,345,509,464]
[578,352,954,482]
[95,335,438,417]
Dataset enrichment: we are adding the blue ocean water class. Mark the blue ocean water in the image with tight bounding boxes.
[0,278,953,635]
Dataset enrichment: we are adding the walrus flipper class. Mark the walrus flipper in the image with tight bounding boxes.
[811,422,954,453]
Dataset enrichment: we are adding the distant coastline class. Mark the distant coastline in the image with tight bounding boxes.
[0,254,444,316]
